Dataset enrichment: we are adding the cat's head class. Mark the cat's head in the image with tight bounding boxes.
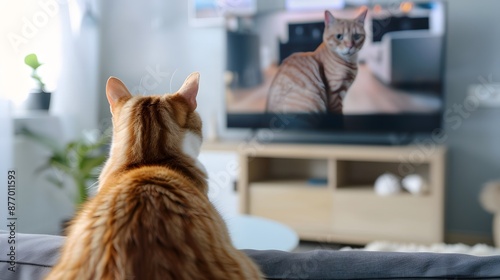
[104,72,203,169]
[323,9,367,58]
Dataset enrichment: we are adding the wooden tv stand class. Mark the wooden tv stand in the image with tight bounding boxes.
[204,141,446,245]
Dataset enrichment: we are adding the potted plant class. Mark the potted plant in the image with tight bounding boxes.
[21,128,110,206]
[24,53,52,110]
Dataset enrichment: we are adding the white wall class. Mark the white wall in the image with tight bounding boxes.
[96,0,500,241]
[13,116,75,235]
[444,0,500,239]
[98,0,224,137]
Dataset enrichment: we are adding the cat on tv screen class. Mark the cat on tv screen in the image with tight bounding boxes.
[224,1,445,133]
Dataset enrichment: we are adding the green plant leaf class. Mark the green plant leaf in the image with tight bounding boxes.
[24,53,42,70]
[79,154,107,176]
[65,141,78,152]
[48,155,73,176]
[75,180,89,205]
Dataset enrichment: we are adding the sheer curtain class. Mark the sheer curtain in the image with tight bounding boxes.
[54,0,101,137]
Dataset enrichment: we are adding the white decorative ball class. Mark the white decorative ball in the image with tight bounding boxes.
[479,181,500,214]
[402,174,428,195]
[374,173,401,196]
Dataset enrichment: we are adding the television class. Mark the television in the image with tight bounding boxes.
[223,1,446,140]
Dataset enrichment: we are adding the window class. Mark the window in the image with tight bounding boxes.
[0,0,62,107]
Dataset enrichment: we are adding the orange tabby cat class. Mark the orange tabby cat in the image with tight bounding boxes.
[46,73,263,280]
[266,9,367,114]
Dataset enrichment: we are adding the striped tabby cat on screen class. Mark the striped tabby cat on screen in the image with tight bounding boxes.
[266,9,367,114]
[46,73,263,280]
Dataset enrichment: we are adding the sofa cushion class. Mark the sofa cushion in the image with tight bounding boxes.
[0,231,62,280]
[245,249,500,279]
[1,230,500,280]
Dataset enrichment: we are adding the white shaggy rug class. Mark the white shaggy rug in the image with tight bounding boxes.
[342,241,500,256]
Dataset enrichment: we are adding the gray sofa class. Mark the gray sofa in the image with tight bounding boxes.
[1,231,500,279]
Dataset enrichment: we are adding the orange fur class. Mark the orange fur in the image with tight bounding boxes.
[46,73,263,280]
[266,9,367,114]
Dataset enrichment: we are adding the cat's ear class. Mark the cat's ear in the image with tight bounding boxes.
[325,10,335,27]
[106,77,132,111]
[355,8,368,25]
[177,72,200,111]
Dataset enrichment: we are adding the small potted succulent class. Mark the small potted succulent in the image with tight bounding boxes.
[24,53,52,110]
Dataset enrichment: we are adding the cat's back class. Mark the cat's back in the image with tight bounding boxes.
[269,51,323,92]
[109,166,260,280]
[118,165,198,198]
[111,165,207,222]
[102,166,224,277]
[276,51,319,77]
[267,51,327,112]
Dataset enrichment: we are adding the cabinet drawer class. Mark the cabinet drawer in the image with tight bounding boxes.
[249,182,332,233]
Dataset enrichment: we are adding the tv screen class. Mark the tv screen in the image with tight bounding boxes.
[224,1,446,134]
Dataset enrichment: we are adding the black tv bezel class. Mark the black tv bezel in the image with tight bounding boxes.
[226,113,443,134]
